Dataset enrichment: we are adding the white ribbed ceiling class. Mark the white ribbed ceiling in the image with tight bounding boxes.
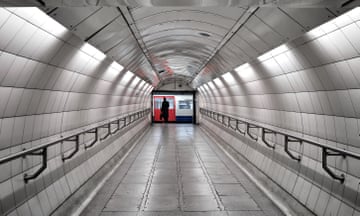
[1,0,358,89]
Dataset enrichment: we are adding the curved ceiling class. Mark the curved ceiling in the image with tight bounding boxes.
[1,0,358,89]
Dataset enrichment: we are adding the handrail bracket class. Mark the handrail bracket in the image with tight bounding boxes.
[322,147,346,183]
[236,120,246,135]
[262,128,276,149]
[284,135,302,161]
[84,128,98,150]
[111,120,120,134]
[24,148,47,183]
[100,123,111,141]
[62,135,80,161]
[247,124,259,141]
[119,118,126,129]
[228,118,237,131]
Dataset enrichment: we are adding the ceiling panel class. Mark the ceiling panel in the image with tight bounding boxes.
[142,29,223,43]
[88,19,130,52]
[237,27,270,53]
[135,12,236,30]
[73,7,120,40]
[141,22,229,37]
[131,7,246,20]
[256,8,306,40]
[35,3,356,88]
[48,6,159,85]
[231,34,259,58]
[49,7,99,30]
[281,8,336,30]
[128,6,246,86]
[244,14,284,46]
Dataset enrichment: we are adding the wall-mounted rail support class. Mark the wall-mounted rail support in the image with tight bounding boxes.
[119,118,126,129]
[284,135,302,161]
[215,113,220,122]
[322,147,346,183]
[247,124,259,141]
[228,118,237,131]
[204,110,209,117]
[262,128,276,149]
[84,128,98,149]
[199,108,360,183]
[236,120,246,135]
[61,135,80,161]
[111,120,120,134]
[24,148,47,183]
[100,123,111,141]
[221,115,227,126]
[0,108,150,183]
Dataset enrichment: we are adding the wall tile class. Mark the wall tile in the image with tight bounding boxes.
[11,117,25,146]
[0,87,12,118]
[0,118,15,149]
[330,30,358,59]
[335,61,360,89]
[0,180,16,215]
[7,24,37,55]
[0,148,11,182]
[314,190,330,216]
[324,196,342,216]
[306,185,321,211]
[342,23,360,54]
[4,88,24,118]
[347,57,360,84]
[0,15,25,50]
[27,196,44,216]
[0,52,17,84]
[349,89,360,118]
[15,201,32,216]
[1,56,28,87]
[334,116,349,144]
[37,190,52,215]
[0,8,11,28]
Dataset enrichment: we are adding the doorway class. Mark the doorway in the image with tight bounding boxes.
[152,91,195,123]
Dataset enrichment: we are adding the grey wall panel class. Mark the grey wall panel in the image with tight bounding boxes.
[0,8,152,215]
[280,8,335,30]
[245,15,283,46]
[198,8,360,214]
[256,8,306,39]
[73,7,120,40]
[49,7,100,30]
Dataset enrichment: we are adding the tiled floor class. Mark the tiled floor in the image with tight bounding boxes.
[81,124,283,216]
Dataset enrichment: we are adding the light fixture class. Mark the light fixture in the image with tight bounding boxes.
[111,61,124,71]
[199,32,211,37]
[122,71,134,82]
[234,63,250,73]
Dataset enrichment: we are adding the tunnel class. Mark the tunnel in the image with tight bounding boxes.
[0,1,360,215]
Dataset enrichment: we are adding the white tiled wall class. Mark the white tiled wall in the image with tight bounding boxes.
[199,8,360,216]
[0,8,152,215]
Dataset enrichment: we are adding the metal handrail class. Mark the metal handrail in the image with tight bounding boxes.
[200,108,360,183]
[0,108,151,183]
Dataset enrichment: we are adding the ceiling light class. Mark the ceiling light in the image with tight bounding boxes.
[111,61,124,71]
[199,32,211,37]
[122,71,134,82]
[234,63,250,73]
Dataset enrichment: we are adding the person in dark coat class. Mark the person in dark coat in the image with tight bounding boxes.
[161,97,169,122]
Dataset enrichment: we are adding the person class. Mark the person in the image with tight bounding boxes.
[161,97,169,122]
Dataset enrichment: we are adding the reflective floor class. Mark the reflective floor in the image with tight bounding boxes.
[82,124,283,216]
